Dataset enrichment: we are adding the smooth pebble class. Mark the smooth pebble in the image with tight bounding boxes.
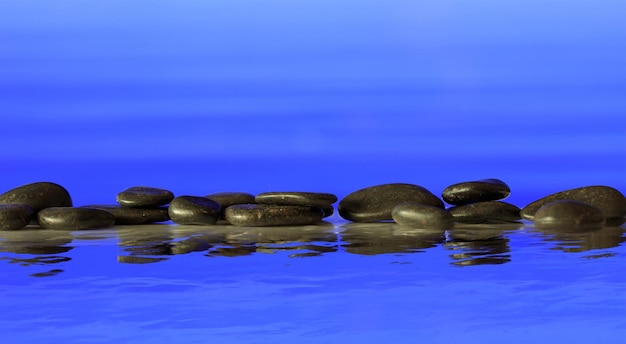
[392,202,454,229]
[82,204,170,225]
[225,204,323,227]
[442,178,510,205]
[448,201,521,223]
[534,200,605,230]
[168,196,221,225]
[0,182,72,212]
[116,186,174,207]
[255,192,337,207]
[0,204,34,230]
[38,207,115,230]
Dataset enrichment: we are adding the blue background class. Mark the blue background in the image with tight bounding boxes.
[1,0,625,205]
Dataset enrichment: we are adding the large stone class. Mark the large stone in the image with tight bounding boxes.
[255,192,337,207]
[0,182,72,211]
[448,201,521,223]
[168,196,220,225]
[81,204,170,225]
[338,183,443,222]
[116,186,174,207]
[442,178,510,205]
[38,207,116,230]
[534,200,605,230]
[225,204,323,227]
[0,204,34,230]
[391,202,454,229]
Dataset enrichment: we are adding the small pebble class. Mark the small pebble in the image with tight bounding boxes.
[38,207,116,230]
[534,200,605,230]
[0,204,34,230]
[81,205,170,225]
[448,201,521,223]
[225,204,323,227]
[442,178,510,205]
[0,182,72,211]
[255,192,337,207]
[391,202,454,229]
[168,196,221,225]
[116,186,174,207]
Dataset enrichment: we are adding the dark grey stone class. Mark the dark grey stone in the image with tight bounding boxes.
[81,204,169,225]
[321,205,334,218]
[442,178,510,205]
[448,201,521,223]
[391,202,454,229]
[168,196,220,225]
[205,192,256,208]
[0,182,72,212]
[0,204,34,230]
[521,186,626,225]
[38,207,115,230]
[255,192,337,207]
[225,204,324,227]
[534,200,605,230]
[338,183,444,222]
[116,186,174,207]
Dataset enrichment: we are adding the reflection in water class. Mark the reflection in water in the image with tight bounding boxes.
[445,223,522,266]
[0,228,74,276]
[534,226,626,254]
[117,224,174,263]
[340,222,445,255]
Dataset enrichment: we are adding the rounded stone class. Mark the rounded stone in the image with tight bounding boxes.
[391,202,454,229]
[224,204,324,227]
[448,201,521,223]
[534,200,605,230]
[321,205,334,218]
[38,207,116,230]
[205,192,256,208]
[0,204,34,230]
[255,192,337,207]
[442,178,510,205]
[81,204,170,225]
[338,183,444,222]
[116,186,174,207]
[0,182,72,212]
[168,196,221,225]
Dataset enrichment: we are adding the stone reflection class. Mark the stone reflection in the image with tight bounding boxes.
[534,225,626,254]
[116,224,175,264]
[445,223,522,266]
[0,228,74,275]
[340,222,445,255]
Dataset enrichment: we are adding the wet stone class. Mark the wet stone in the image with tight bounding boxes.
[225,204,324,227]
[338,183,444,222]
[38,207,115,230]
[448,201,521,224]
[442,178,510,205]
[0,204,34,230]
[168,196,220,225]
[255,192,338,207]
[534,200,605,230]
[391,202,454,229]
[0,182,72,212]
[81,205,170,225]
[116,186,174,208]
[521,186,626,226]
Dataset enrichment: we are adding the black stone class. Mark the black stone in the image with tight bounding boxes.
[225,204,324,227]
[206,192,256,208]
[38,207,116,230]
[442,178,510,205]
[448,201,521,223]
[321,205,334,218]
[534,200,605,230]
[0,204,34,230]
[0,182,72,212]
[81,204,170,225]
[116,186,174,207]
[338,183,444,222]
[391,202,454,229]
[168,196,220,225]
[255,192,337,207]
[521,186,626,226]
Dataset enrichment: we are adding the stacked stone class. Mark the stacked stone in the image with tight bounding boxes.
[442,179,520,224]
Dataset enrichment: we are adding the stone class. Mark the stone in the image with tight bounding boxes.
[391,202,454,229]
[116,186,174,207]
[321,205,334,218]
[0,182,72,212]
[442,178,510,205]
[206,192,256,208]
[255,192,337,207]
[0,204,34,230]
[534,200,605,230]
[448,201,521,223]
[38,207,116,230]
[521,186,626,226]
[168,196,220,225]
[225,204,323,227]
[338,183,444,222]
[81,204,169,225]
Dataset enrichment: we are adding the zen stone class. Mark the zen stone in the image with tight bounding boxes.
[448,201,521,223]
[338,183,444,222]
[442,178,510,205]
[168,196,221,225]
[0,182,72,212]
[116,186,174,207]
[0,204,34,230]
[81,205,169,225]
[534,200,605,230]
[521,186,626,226]
[392,202,454,229]
[38,207,115,230]
[255,192,337,207]
[206,192,256,208]
[225,204,323,227]
[321,205,334,218]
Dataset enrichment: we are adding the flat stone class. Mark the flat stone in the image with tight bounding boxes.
[534,200,605,230]
[391,202,454,229]
[168,196,220,225]
[338,183,444,222]
[0,182,72,212]
[206,192,256,208]
[116,186,174,207]
[255,192,337,207]
[38,207,115,230]
[81,204,169,225]
[442,178,510,205]
[0,204,34,230]
[448,201,521,223]
[521,186,626,225]
[225,204,323,227]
